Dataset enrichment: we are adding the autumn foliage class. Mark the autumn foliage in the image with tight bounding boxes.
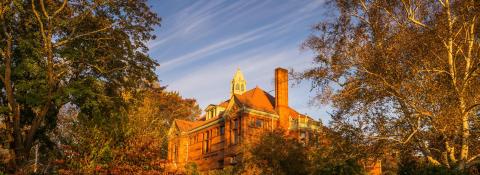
[48,87,200,174]
[299,0,480,172]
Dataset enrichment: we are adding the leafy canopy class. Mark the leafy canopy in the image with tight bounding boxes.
[0,0,160,172]
[299,0,480,171]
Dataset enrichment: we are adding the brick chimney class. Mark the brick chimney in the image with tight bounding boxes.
[275,68,289,129]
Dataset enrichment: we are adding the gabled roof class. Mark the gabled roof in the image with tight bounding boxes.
[218,100,229,108]
[205,101,228,112]
[234,86,276,114]
[172,86,320,134]
[204,104,216,111]
[173,119,203,132]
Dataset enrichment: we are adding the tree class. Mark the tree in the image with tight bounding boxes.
[0,0,160,172]
[239,129,310,175]
[112,87,201,173]
[126,87,200,159]
[237,128,367,175]
[308,127,367,175]
[46,86,200,174]
[299,0,480,171]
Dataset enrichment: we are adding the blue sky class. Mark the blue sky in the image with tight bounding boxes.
[147,0,332,123]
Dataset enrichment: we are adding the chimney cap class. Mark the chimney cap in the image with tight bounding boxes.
[275,67,288,73]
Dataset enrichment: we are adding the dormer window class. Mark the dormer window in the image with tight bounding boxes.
[205,105,226,120]
[206,109,215,120]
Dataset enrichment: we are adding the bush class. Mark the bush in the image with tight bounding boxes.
[185,162,200,175]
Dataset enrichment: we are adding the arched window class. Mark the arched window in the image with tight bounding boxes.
[241,85,244,91]
[236,84,239,90]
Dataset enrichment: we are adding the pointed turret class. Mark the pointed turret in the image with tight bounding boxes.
[230,68,247,97]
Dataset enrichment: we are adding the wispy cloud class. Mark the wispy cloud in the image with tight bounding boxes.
[166,43,311,109]
[155,0,325,72]
[148,0,263,49]
[149,0,331,122]
[158,28,264,70]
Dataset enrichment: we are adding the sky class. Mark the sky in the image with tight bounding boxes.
[147,0,332,123]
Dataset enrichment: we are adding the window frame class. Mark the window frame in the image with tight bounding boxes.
[231,119,240,145]
[220,126,225,135]
[255,119,263,128]
[203,130,211,154]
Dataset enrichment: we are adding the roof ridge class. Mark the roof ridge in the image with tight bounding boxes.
[233,86,277,114]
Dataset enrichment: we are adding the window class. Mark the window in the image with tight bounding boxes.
[207,109,216,119]
[290,117,298,130]
[255,119,263,128]
[241,85,244,91]
[197,133,202,143]
[249,118,264,128]
[232,132,237,144]
[236,84,239,90]
[249,118,255,127]
[300,131,306,139]
[231,119,240,145]
[233,119,239,129]
[173,143,179,162]
[203,131,210,153]
[220,126,225,135]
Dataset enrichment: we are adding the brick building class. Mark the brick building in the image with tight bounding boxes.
[165,68,321,174]
[163,67,388,175]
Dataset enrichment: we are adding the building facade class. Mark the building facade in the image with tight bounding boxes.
[165,68,321,174]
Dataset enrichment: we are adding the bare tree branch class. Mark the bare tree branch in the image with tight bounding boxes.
[53,24,113,48]
[52,0,67,17]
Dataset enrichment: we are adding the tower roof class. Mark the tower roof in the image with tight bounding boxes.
[233,68,245,81]
[231,68,247,96]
